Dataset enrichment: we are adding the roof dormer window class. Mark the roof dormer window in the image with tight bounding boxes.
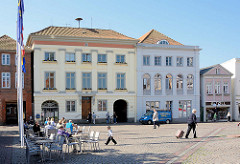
[157,40,169,45]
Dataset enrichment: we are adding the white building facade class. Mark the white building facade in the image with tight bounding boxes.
[221,58,240,121]
[136,30,201,122]
[27,26,138,123]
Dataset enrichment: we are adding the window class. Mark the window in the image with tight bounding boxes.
[98,54,107,63]
[154,74,161,91]
[66,72,75,90]
[44,52,55,61]
[116,55,125,63]
[2,72,10,88]
[44,72,55,90]
[15,72,24,88]
[206,83,212,94]
[82,53,91,62]
[166,74,172,90]
[223,83,229,94]
[177,57,183,66]
[157,40,169,45]
[143,56,150,66]
[187,57,193,67]
[216,68,220,74]
[143,74,151,93]
[15,54,18,66]
[187,74,194,90]
[65,53,75,62]
[98,73,107,90]
[66,101,76,112]
[2,54,10,65]
[166,57,172,66]
[146,101,160,111]
[176,74,183,89]
[154,56,161,66]
[82,73,91,89]
[116,73,125,89]
[98,100,107,111]
[165,101,172,111]
[215,82,221,94]
[179,100,191,118]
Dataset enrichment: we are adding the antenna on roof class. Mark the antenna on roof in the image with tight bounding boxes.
[75,18,83,28]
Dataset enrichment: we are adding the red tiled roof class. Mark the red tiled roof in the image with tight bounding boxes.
[139,29,183,45]
[0,35,16,50]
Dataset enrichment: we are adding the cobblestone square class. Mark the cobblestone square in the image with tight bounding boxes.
[0,122,239,164]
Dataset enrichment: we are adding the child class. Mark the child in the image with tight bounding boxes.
[105,126,117,145]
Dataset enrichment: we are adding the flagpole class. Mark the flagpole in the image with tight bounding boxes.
[17,38,24,147]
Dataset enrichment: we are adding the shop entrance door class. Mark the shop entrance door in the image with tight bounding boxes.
[82,97,91,119]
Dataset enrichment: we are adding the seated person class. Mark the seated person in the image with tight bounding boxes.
[50,118,56,126]
[56,120,62,129]
[66,120,77,134]
[45,122,55,130]
[57,126,71,138]
[33,121,43,136]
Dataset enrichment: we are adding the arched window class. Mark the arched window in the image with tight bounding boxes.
[154,74,161,91]
[187,74,194,90]
[143,74,151,94]
[166,74,172,90]
[157,40,169,45]
[176,74,183,89]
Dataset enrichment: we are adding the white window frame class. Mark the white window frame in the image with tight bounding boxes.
[187,57,193,67]
[176,57,183,67]
[187,74,194,90]
[165,101,173,111]
[146,101,160,111]
[44,52,55,61]
[98,73,107,89]
[157,40,169,45]
[44,72,55,89]
[15,72,24,89]
[154,74,161,91]
[116,73,125,89]
[98,54,107,63]
[215,82,221,94]
[82,72,92,89]
[98,100,107,111]
[143,56,150,66]
[154,56,161,66]
[223,82,229,94]
[66,100,76,112]
[166,56,172,66]
[116,55,125,63]
[2,72,11,88]
[166,74,173,90]
[65,53,75,62]
[206,83,212,94]
[82,53,92,62]
[176,74,183,89]
[66,72,75,90]
[2,53,10,65]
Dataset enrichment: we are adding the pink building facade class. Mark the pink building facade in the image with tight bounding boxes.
[200,64,232,122]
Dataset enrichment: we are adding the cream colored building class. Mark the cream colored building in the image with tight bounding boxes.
[27,26,138,123]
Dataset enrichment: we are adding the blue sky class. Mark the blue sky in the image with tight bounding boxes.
[0,0,239,68]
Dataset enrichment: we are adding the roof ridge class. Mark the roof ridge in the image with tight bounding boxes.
[138,29,154,43]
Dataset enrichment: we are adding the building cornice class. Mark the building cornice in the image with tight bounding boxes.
[137,43,201,51]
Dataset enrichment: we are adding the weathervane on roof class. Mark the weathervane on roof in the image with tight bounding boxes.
[75,18,83,28]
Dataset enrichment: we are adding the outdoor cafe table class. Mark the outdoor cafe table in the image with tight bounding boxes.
[35,139,55,161]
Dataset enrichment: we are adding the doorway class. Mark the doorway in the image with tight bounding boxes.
[113,99,127,122]
[41,100,59,122]
[82,97,91,119]
[6,102,26,125]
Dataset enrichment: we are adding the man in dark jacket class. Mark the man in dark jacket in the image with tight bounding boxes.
[185,109,197,138]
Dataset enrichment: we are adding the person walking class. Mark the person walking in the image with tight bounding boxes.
[185,109,197,139]
[105,126,117,145]
[106,112,110,124]
[227,112,231,122]
[92,112,96,124]
[87,112,92,124]
[213,112,217,122]
[113,112,117,124]
[152,109,160,129]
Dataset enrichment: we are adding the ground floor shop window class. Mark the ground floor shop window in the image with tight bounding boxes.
[146,101,160,111]
[178,100,191,118]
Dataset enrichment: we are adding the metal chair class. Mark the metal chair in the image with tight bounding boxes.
[47,135,65,160]
[88,131,100,151]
